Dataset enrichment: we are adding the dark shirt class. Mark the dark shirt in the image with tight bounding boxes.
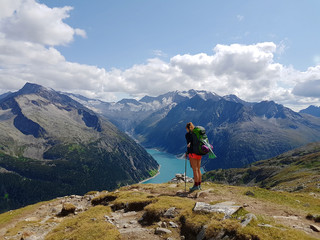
[185,132,193,154]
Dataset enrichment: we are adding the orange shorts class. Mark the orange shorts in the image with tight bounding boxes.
[189,153,202,160]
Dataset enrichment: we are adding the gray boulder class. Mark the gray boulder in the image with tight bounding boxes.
[193,201,242,218]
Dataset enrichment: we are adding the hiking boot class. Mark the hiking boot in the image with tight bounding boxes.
[189,185,200,192]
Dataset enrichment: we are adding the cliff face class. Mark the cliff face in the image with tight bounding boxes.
[0,83,158,213]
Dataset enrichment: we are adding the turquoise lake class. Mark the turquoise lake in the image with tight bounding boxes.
[143,149,202,184]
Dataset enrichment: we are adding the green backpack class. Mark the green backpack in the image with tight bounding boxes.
[192,126,216,158]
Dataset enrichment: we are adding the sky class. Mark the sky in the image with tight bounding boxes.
[0,0,320,111]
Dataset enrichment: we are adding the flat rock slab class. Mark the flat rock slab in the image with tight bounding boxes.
[155,227,172,235]
[310,224,320,232]
[164,207,177,218]
[193,201,242,218]
[273,215,299,220]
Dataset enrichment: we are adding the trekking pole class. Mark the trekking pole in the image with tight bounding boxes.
[185,153,187,192]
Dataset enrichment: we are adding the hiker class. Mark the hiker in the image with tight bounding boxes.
[185,122,202,191]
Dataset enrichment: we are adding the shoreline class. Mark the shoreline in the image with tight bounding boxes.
[139,165,161,184]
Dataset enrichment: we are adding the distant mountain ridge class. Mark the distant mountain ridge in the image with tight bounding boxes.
[0,83,158,212]
[300,105,320,117]
[66,89,250,134]
[70,89,320,171]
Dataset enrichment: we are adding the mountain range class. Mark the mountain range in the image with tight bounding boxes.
[300,105,320,117]
[0,83,158,212]
[69,90,320,171]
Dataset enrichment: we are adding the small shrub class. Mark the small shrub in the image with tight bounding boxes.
[111,191,155,211]
[306,213,314,220]
[205,219,242,239]
[85,191,99,196]
[144,196,194,224]
[91,193,117,206]
[179,209,224,239]
[58,203,76,216]
[245,191,255,196]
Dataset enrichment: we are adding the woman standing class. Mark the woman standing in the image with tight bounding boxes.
[185,122,202,192]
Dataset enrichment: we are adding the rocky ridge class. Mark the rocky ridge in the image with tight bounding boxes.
[1,179,319,240]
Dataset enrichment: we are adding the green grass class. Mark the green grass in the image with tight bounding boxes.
[242,187,320,214]
[0,199,56,232]
[2,183,320,240]
[237,218,318,240]
[144,196,195,222]
[92,190,156,212]
[148,169,158,177]
[45,206,120,240]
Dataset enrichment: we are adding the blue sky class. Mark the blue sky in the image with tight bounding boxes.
[0,0,320,110]
[44,0,319,70]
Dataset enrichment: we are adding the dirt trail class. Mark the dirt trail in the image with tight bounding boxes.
[108,210,162,240]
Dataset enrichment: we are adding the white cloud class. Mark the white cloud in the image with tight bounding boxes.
[152,49,167,57]
[0,0,85,46]
[237,15,244,21]
[293,79,320,98]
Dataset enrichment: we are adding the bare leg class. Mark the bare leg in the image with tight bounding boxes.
[196,159,202,184]
[190,158,199,183]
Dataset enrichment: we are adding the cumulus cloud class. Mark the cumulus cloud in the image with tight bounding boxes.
[0,0,320,110]
[118,42,285,101]
[293,79,320,98]
[0,0,85,46]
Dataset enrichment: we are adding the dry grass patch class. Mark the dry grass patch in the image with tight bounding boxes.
[242,187,320,214]
[91,192,117,206]
[144,196,195,223]
[58,203,76,217]
[0,200,55,229]
[85,191,99,195]
[205,219,242,239]
[180,207,225,235]
[4,219,40,237]
[237,220,318,240]
[111,191,156,211]
[45,205,120,240]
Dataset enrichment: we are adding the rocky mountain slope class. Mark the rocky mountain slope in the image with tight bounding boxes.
[0,83,158,213]
[202,141,320,193]
[136,96,320,171]
[0,181,319,239]
[66,90,219,135]
[69,90,320,171]
[300,105,320,117]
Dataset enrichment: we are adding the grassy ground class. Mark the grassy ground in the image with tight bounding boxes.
[0,182,319,239]
[45,206,120,240]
